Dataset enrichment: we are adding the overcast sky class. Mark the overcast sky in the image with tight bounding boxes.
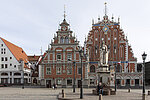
[0,0,150,62]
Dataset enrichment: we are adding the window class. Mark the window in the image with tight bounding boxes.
[4,48,6,54]
[5,64,7,68]
[90,65,95,73]
[90,79,95,85]
[57,54,61,61]
[67,54,72,61]
[60,37,64,43]
[78,67,81,74]
[1,44,3,47]
[56,79,62,85]
[1,48,3,54]
[10,57,12,59]
[56,67,61,74]
[1,57,4,61]
[65,37,69,43]
[5,57,7,61]
[67,79,72,86]
[46,67,51,75]
[67,67,72,75]
[1,64,4,68]
[14,65,16,68]
[10,63,12,66]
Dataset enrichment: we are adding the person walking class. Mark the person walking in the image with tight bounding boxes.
[97,82,103,95]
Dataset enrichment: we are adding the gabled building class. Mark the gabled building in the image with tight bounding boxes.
[86,3,142,88]
[39,14,89,88]
[28,55,41,85]
[0,37,31,85]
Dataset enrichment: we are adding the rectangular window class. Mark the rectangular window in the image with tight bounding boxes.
[67,67,72,75]
[14,65,16,68]
[1,57,4,61]
[1,64,4,68]
[57,54,61,61]
[4,48,6,54]
[10,57,12,59]
[67,79,72,86]
[67,54,72,61]
[78,67,81,74]
[5,64,7,68]
[10,63,12,66]
[56,79,62,86]
[1,48,3,54]
[46,67,51,75]
[90,79,95,85]
[5,57,7,61]
[56,67,61,75]
[1,44,3,47]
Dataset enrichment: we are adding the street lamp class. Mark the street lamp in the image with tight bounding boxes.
[114,45,117,92]
[142,52,147,100]
[78,46,84,99]
[73,61,76,93]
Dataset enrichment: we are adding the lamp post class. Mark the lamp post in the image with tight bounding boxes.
[142,52,147,100]
[114,45,117,92]
[73,61,76,93]
[78,46,83,99]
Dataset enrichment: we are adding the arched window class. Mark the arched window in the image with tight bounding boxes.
[90,65,95,73]
[14,73,21,76]
[60,37,64,43]
[65,37,69,44]
[1,73,8,76]
[24,73,28,76]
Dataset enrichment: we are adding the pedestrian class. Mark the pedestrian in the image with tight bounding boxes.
[53,83,55,90]
[97,82,103,95]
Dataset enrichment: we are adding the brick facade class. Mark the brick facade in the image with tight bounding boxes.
[40,18,88,88]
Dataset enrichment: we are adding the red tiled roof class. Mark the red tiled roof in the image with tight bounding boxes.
[0,37,30,69]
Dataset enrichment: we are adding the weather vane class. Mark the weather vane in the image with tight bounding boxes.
[64,5,66,19]
[104,2,107,15]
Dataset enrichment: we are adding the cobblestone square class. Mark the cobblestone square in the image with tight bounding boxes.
[0,87,150,100]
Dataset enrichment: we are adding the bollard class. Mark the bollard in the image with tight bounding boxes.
[142,93,146,100]
[62,89,65,98]
[128,88,131,93]
[99,94,103,100]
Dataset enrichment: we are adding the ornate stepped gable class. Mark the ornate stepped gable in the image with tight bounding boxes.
[87,14,137,72]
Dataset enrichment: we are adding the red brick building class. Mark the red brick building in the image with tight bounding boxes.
[40,16,88,88]
[86,4,142,88]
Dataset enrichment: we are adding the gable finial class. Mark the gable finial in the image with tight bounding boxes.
[104,2,107,15]
[64,5,66,20]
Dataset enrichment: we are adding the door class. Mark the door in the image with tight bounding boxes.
[46,80,51,88]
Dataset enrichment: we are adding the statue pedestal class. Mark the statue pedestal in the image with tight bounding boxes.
[97,65,110,85]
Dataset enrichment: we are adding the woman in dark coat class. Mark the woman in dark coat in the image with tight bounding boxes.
[97,82,103,95]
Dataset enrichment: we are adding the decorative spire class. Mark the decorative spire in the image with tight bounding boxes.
[92,19,94,25]
[104,2,107,15]
[64,5,66,20]
[112,14,114,21]
[118,17,120,24]
[98,15,100,22]
[40,46,42,55]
